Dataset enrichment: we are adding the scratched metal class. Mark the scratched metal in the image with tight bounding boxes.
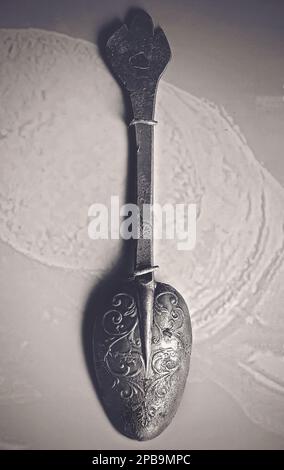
[93,11,192,440]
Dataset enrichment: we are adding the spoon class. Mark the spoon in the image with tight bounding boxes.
[93,10,192,441]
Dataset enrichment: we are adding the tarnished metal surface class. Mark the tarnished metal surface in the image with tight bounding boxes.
[93,10,192,440]
[93,281,191,441]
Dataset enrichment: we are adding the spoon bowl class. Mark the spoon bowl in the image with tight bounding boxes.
[92,9,192,440]
[93,280,191,440]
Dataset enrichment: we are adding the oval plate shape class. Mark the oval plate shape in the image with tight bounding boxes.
[93,281,192,440]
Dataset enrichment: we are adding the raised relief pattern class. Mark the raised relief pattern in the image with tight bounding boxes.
[98,288,188,428]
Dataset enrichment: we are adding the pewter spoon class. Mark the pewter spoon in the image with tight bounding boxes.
[93,10,192,441]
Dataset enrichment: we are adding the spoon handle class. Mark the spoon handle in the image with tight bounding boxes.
[105,10,171,375]
[94,12,191,440]
[130,92,156,274]
[129,90,157,376]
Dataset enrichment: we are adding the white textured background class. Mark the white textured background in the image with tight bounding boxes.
[0,0,284,449]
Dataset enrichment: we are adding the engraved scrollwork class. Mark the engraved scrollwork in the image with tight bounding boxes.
[97,287,188,428]
[131,348,180,428]
[102,292,144,400]
[146,348,179,397]
[152,291,184,346]
[103,293,137,336]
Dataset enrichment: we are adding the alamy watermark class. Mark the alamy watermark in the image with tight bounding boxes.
[88,196,196,251]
